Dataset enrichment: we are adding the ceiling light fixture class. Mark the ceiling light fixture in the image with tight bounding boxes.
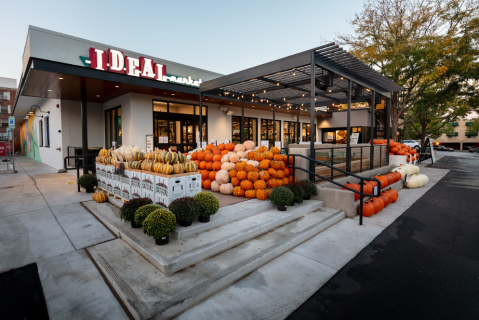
[115,85,119,88]
[96,95,100,97]
[59,77,63,80]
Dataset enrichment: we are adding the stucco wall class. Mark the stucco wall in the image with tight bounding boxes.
[317,109,370,129]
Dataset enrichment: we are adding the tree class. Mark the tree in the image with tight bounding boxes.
[465,118,479,134]
[338,0,479,141]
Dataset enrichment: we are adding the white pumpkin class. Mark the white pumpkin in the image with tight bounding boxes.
[219,183,234,195]
[240,158,249,162]
[236,151,246,159]
[221,162,236,171]
[243,140,255,150]
[229,153,239,163]
[216,170,230,184]
[221,154,230,163]
[234,144,246,152]
[391,167,407,179]
[417,174,428,185]
[247,160,259,168]
[211,181,221,192]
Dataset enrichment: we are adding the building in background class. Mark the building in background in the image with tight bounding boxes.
[0,77,19,151]
[433,120,479,150]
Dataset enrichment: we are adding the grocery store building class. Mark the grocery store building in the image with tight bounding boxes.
[13,26,397,170]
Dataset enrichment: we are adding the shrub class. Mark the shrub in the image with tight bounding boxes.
[193,192,220,217]
[299,179,318,197]
[143,208,176,239]
[268,187,294,207]
[134,204,161,225]
[286,182,305,204]
[120,197,152,222]
[169,197,202,222]
[78,174,97,191]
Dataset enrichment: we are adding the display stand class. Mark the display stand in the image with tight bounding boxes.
[418,137,435,165]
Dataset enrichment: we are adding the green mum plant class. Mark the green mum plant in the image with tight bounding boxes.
[286,182,305,204]
[134,204,161,226]
[169,197,202,222]
[78,174,98,191]
[299,179,318,197]
[268,187,294,207]
[143,208,177,239]
[193,192,220,217]
[120,197,153,222]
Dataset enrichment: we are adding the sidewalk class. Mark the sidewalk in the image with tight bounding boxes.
[0,155,128,319]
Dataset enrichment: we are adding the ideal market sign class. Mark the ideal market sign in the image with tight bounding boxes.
[80,48,203,87]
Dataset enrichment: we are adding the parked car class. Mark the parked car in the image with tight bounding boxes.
[464,146,473,150]
[433,145,446,150]
[469,147,479,153]
[403,140,421,150]
[443,147,454,152]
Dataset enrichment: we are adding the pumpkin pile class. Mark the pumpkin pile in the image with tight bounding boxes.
[126,149,198,175]
[387,141,418,163]
[190,141,296,200]
[342,170,402,202]
[357,187,399,217]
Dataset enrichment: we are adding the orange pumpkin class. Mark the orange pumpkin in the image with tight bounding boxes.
[253,168,260,173]
[268,168,278,178]
[245,164,254,172]
[256,189,268,200]
[236,170,247,180]
[201,170,209,180]
[258,146,268,152]
[236,161,246,171]
[267,179,277,188]
[247,171,259,182]
[259,160,270,170]
[198,152,206,161]
[254,180,266,190]
[245,189,256,198]
[270,147,280,154]
[212,154,222,162]
[259,170,270,181]
[233,186,245,197]
[205,154,214,162]
[229,169,238,178]
[277,170,285,179]
[276,179,283,187]
[254,152,265,161]
[283,167,290,176]
[282,177,289,185]
[273,154,283,161]
[240,180,253,190]
[221,150,229,156]
[203,179,212,189]
[200,161,207,170]
[288,175,297,183]
[270,160,281,170]
[247,152,255,160]
[205,144,214,150]
[231,177,240,186]
[191,152,198,160]
[195,160,201,168]
[212,161,222,171]
[225,143,235,151]
[209,171,217,181]
[206,162,213,171]
[265,188,272,197]
[218,143,225,151]
[279,161,285,170]
[212,149,221,155]
[264,151,274,160]
[283,155,293,165]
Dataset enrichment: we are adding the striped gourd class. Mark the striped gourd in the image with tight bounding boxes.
[160,151,168,163]
[96,156,102,162]
[130,161,141,170]
[92,191,107,203]
[134,152,145,161]
[153,162,163,173]
[104,150,112,158]
[177,152,186,164]
[173,160,185,174]
[102,157,109,164]
[164,152,178,164]
[128,160,136,168]
[145,152,154,160]
[184,160,198,172]
[146,162,155,172]
[161,162,174,175]
[99,148,107,156]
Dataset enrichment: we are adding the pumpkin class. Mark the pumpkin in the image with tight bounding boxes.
[92,191,107,203]
[221,150,229,156]
[225,143,235,151]
[233,186,245,197]
[247,171,259,182]
[247,160,259,168]
[342,182,360,201]
[277,170,285,179]
[212,154,222,162]
[270,160,281,170]
[268,168,278,178]
[275,179,283,187]
[245,189,256,198]
[197,152,206,161]
[258,146,268,152]
[270,147,280,154]
[267,179,277,188]
[256,189,268,200]
[211,181,220,192]
[283,167,290,176]
[216,143,225,151]
[240,180,253,190]
[154,162,163,173]
[205,144,214,150]
[229,169,238,178]
[247,152,255,160]
[212,161,222,171]
[205,154,214,162]
[254,152,265,161]
[185,160,198,172]
[229,153,240,163]
[234,144,246,152]
[259,160,270,170]
[236,151,246,159]
[374,175,389,189]
[165,151,178,164]
[99,148,107,156]
[221,162,236,171]
[201,170,209,180]
[254,180,266,190]
[173,161,185,174]
[209,171,217,181]
[206,162,213,171]
[253,168,260,173]
[264,151,274,160]
[203,179,212,189]
[282,177,289,185]
[372,197,385,211]
[218,183,233,195]
[220,154,230,163]
[245,164,254,172]
[273,154,284,161]
[358,201,375,217]
[259,170,270,181]
[216,170,230,184]
[231,177,240,186]
[243,140,255,150]
[236,170,247,180]
[129,161,141,169]
[191,152,199,160]
[200,161,207,170]
[284,155,293,165]
[388,187,399,202]
[235,161,246,171]
[161,162,174,175]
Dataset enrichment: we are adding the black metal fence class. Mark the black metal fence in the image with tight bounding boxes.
[64,148,101,192]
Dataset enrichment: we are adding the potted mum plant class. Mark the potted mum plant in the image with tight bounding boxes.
[286,182,305,205]
[193,192,220,223]
[78,174,97,193]
[268,187,294,211]
[143,208,177,245]
[169,197,202,227]
[299,179,318,200]
[134,204,161,232]
[120,197,153,228]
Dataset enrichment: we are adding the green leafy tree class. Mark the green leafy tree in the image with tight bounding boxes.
[338,0,479,141]
[465,118,479,134]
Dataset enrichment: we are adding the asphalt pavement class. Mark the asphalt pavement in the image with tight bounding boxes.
[287,154,479,320]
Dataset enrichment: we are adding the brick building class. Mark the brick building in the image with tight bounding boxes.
[0,77,19,151]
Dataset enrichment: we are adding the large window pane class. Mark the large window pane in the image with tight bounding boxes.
[284,121,297,147]
[195,106,207,116]
[105,106,122,148]
[302,123,311,142]
[170,103,194,115]
[153,101,168,112]
[232,117,257,145]
[261,119,280,147]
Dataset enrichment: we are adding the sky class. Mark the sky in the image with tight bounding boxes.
[0,0,365,83]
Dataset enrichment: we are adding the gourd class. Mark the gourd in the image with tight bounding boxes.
[229,169,237,178]
[233,186,245,197]
[259,160,270,170]
[247,160,259,168]
[254,152,265,161]
[211,181,220,192]
[245,189,256,198]
[236,161,246,171]
[92,191,107,203]
[154,163,163,173]
[184,160,198,172]
[282,177,289,185]
[240,180,253,190]
[263,151,274,160]
[247,151,255,160]
[268,168,278,178]
[254,180,266,190]
[229,153,239,163]
[256,189,268,200]
[270,147,280,154]
[173,161,185,174]
[259,170,270,181]
[161,162,174,175]
[134,151,145,161]
[221,162,235,171]
[231,177,240,186]
[245,164,254,172]
[219,183,234,195]
[243,140,255,150]
[236,151,246,159]
[221,154,230,163]
[216,170,230,184]
[234,144,246,152]
[177,152,186,163]
[417,174,428,185]
[247,171,259,182]
[99,148,108,156]
[357,201,375,217]
[236,170,247,180]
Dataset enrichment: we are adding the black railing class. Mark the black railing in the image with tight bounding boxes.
[286,153,380,225]
[67,146,102,169]
[64,153,99,192]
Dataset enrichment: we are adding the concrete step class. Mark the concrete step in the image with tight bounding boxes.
[83,200,324,275]
[87,207,345,320]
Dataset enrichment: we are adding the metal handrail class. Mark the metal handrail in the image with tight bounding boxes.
[64,154,98,192]
[286,153,380,225]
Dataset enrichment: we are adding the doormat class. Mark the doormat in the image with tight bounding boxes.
[0,263,49,320]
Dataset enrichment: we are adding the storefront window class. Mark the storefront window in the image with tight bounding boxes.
[302,123,311,142]
[284,121,298,147]
[322,127,362,144]
[169,103,194,115]
[232,116,257,145]
[153,101,167,112]
[261,119,281,147]
[105,106,122,148]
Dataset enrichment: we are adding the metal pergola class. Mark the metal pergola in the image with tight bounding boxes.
[199,42,403,176]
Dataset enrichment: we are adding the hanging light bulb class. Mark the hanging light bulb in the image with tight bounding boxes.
[277,83,280,86]
[252,93,255,96]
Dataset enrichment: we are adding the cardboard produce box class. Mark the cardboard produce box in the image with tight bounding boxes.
[113,180,122,197]
[131,185,142,199]
[105,180,113,194]
[154,175,186,208]
[95,163,104,177]
[129,169,143,189]
[185,174,201,197]
[122,184,132,201]
[104,165,114,180]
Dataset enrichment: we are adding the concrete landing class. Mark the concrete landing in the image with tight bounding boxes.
[83,200,324,275]
[87,207,345,320]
